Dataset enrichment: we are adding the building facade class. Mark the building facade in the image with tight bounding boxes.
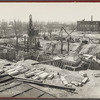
[77,21,100,32]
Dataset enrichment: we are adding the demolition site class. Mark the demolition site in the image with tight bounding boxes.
[0,15,100,98]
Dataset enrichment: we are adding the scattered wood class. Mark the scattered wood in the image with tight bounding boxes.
[32,76,40,80]
[19,68,29,74]
[82,77,89,84]
[39,72,49,79]
[35,71,44,76]
[0,73,8,78]
[47,74,54,80]
[33,70,41,74]
[30,68,36,71]
[24,71,35,78]
[74,83,79,87]
[15,67,24,72]
[0,75,14,83]
[94,73,100,77]
[14,65,23,70]
[60,76,68,86]
[37,67,45,71]
[8,70,19,76]
[14,66,24,71]
[13,76,43,83]
[31,59,62,65]
[16,78,75,91]
[4,63,12,66]
[71,81,83,87]
[79,71,87,77]
[78,82,83,86]
[71,81,79,85]
[6,69,15,73]
[0,69,4,74]
[25,69,40,75]
[67,84,72,87]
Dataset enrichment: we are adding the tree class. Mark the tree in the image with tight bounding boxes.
[0,21,8,37]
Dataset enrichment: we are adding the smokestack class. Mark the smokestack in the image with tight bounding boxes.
[91,16,93,21]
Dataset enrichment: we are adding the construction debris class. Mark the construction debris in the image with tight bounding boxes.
[35,71,44,76]
[16,77,75,91]
[47,74,54,80]
[60,76,68,86]
[13,76,43,83]
[82,77,89,84]
[39,72,49,79]
[67,84,72,87]
[0,74,14,83]
[94,73,100,77]
[79,71,87,77]
[32,76,40,80]
[24,71,35,78]
[0,69,4,74]
[19,68,29,74]
[8,70,19,76]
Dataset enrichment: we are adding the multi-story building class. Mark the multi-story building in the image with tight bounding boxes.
[77,16,100,32]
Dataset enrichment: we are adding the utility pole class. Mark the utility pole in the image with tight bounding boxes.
[60,19,85,54]
[67,37,70,53]
[14,20,18,54]
[60,28,63,54]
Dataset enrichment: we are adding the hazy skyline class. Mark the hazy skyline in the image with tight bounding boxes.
[0,3,100,23]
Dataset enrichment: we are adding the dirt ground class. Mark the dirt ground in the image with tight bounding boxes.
[1,59,100,98]
[1,32,100,98]
[41,65,100,98]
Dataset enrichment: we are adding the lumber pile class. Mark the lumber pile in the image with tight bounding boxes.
[0,69,4,74]
[60,76,68,86]
[47,74,54,80]
[79,71,87,77]
[94,73,100,77]
[0,59,90,93]
[82,77,89,84]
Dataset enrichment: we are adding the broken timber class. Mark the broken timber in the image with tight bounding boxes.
[13,76,75,91]
[31,59,62,65]
[12,76,43,83]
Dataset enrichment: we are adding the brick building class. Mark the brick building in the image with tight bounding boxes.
[77,16,100,32]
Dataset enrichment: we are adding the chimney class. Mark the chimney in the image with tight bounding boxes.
[91,16,93,21]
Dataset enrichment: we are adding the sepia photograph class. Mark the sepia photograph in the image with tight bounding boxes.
[0,2,100,98]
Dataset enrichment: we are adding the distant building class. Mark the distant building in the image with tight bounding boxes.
[77,16,100,32]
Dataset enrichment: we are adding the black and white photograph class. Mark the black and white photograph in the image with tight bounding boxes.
[0,3,100,98]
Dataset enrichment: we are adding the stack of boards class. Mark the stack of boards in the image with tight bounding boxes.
[1,65,54,80]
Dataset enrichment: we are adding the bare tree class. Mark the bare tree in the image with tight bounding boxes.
[0,21,8,37]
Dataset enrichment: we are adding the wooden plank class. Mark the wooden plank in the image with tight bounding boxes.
[0,80,14,87]
[17,79,75,91]
[39,72,49,79]
[60,76,68,86]
[79,71,87,77]
[12,83,33,97]
[82,77,89,84]
[0,75,14,83]
[13,76,43,83]
[15,88,44,98]
[40,93,55,98]
[0,82,21,92]
[31,59,62,65]
[47,74,54,80]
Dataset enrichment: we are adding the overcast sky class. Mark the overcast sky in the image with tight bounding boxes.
[0,3,100,23]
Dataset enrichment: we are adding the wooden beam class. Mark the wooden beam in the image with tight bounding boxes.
[13,76,75,91]
[31,59,62,65]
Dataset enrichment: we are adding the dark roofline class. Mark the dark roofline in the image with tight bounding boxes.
[77,21,100,22]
